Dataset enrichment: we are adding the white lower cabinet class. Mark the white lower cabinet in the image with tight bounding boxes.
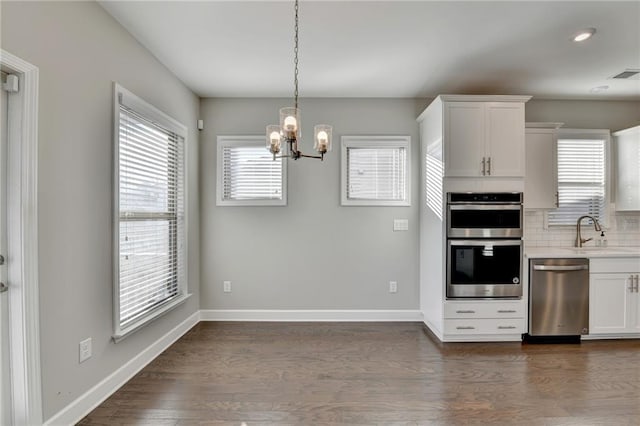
[442,301,525,341]
[589,258,640,337]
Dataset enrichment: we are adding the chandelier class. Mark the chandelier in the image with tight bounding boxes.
[266,0,332,161]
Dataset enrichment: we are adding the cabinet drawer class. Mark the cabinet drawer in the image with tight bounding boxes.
[444,318,525,335]
[444,301,524,319]
[590,258,640,274]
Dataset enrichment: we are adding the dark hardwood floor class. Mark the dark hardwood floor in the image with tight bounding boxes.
[79,322,640,425]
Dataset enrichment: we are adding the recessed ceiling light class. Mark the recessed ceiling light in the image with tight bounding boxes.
[573,28,596,42]
[590,85,609,93]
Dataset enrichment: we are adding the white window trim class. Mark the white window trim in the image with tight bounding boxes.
[546,128,611,228]
[112,83,190,342]
[216,135,288,206]
[341,135,411,206]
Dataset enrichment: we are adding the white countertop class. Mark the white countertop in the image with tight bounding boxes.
[525,246,640,258]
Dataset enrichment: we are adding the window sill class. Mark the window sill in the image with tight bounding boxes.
[113,293,192,343]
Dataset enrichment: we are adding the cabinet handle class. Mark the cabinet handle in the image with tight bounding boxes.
[481,157,486,176]
[487,157,491,175]
[628,276,635,292]
[635,275,639,293]
[497,310,516,313]
[456,326,476,330]
[456,310,476,314]
[555,192,559,208]
[498,326,517,330]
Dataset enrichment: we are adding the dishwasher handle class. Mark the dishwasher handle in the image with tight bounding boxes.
[533,264,589,272]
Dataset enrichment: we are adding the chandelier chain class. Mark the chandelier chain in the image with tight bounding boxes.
[293,0,299,110]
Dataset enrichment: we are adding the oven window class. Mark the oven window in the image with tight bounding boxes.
[450,244,521,284]
[449,209,521,229]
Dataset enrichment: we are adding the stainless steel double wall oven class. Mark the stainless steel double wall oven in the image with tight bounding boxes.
[446,192,523,298]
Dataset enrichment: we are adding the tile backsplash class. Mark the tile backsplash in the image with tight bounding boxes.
[525,210,640,247]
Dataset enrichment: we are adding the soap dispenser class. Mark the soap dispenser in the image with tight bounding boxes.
[598,231,607,247]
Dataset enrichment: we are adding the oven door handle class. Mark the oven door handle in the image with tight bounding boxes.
[448,205,522,210]
[532,265,589,272]
[449,240,523,247]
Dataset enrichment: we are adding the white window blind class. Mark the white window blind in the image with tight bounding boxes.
[341,136,411,206]
[548,136,607,226]
[217,136,286,206]
[114,84,187,339]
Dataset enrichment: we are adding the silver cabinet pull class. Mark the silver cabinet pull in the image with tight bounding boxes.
[497,310,516,313]
[456,310,476,314]
[555,192,559,208]
[481,157,486,176]
[628,276,635,292]
[487,157,491,175]
[0,282,7,293]
[456,326,475,330]
[635,275,639,293]
[498,325,516,330]
[0,254,4,265]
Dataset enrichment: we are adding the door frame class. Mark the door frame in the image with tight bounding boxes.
[1,50,42,425]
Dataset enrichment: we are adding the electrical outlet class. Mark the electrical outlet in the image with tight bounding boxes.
[223,281,232,293]
[393,219,409,231]
[389,281,398,293]
[79,338,92,363]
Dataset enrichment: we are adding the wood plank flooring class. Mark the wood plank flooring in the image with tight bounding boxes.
[79,322,640,425]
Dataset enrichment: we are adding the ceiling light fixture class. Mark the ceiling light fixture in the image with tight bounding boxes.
[572,28,596,42]
[590,85,609,93]
[266,0,332,161]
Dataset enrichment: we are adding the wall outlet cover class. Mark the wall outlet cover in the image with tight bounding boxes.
[79,337,92,363]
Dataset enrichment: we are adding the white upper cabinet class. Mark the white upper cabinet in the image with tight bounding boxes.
[614,125,640,211]
[436,95,529,178]
[443,102,485,176]
[524,123,563,209]
[485,102,526,177]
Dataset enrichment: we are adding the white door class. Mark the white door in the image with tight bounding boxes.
[589,273,634,335]
[485,102,525,177]
[0,72,12,426]
[443,102,485,177]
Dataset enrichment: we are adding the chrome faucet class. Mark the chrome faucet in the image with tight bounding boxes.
[575,215,602,247]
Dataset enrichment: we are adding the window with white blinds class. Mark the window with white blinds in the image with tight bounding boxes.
[341,136,411,206]
[547,130,609,226]
[216,136,287,206]
[114,84,188,340]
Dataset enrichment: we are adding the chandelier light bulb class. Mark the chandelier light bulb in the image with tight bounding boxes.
[317,130,328,143]
[266,124,282,154]
[283,115,298,131]
[270,131,281,143]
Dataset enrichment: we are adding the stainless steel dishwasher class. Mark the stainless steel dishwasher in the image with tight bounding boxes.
[529,258,589,337]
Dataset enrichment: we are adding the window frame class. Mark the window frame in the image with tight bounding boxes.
[546,128,611,227]
[340,135,411,206]
[216,135,288,207]
[112,83,190,342]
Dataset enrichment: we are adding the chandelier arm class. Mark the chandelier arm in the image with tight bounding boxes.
[298,153,324,161]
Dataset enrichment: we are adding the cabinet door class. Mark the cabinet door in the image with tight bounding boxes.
[524,129,558,209]
[443,102,485,177]
[589,273,635,335]
[615,127,640,211]
[485,102,525,177]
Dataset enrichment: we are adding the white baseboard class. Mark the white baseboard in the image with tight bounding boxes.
[44,311,200,426]
[200,309,423,322]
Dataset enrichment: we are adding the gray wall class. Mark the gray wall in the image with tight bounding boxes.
[200,98,420,310]
[526,99,640,131]
[1,1,200,420]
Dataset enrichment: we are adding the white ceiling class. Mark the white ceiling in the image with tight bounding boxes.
[99,0,640,100]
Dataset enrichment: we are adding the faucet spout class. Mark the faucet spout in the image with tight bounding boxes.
[575,215,602,247]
